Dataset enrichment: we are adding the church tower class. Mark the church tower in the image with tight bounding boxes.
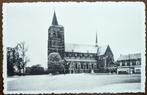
[48,11,65,59]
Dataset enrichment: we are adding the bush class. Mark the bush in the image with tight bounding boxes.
[48,52,65,74]
[25,64,45,75]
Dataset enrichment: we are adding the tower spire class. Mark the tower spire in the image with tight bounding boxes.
[95,32,98,47]
[52,10,58,25]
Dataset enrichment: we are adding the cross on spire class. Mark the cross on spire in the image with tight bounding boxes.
[52,10,58,25]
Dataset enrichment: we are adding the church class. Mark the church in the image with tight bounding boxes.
[48,11,115,73]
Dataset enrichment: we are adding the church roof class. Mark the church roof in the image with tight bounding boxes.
[117,53,141,61]
[99,45,108,55]
[65,43,108,55]
[52,11,58,25]
[64,58,97,62]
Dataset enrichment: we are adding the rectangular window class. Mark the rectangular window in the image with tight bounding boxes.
[122,62,125,66]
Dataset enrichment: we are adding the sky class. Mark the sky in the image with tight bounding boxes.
[3,2,145,68]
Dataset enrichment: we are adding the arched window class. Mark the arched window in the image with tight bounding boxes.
[75,63,78,69]
[122,62,125,66]
[86,64,89,69]
[92,64,94,69]
[136,61,140,65]
[127,62,130,66]
[81,63,84,69]
[132,62,136,66]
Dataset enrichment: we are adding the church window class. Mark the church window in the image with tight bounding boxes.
[81,63,84,69]
[86,64,88,69]
[136,61,140,65]
[132,61,136,66]
[127,62,130,66]
[92,64,94,69]
[75,63,78,69]
[122,62,125,66]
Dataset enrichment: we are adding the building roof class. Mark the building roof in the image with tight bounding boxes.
[52,11,58,25]
[117,53,141,61]
[65,58,97,62]
[98,45,108,55]
[65,43,108,55]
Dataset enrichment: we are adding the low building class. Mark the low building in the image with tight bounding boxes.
[116,53,141,74]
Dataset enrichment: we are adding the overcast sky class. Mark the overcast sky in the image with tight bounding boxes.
[3,2,145,68]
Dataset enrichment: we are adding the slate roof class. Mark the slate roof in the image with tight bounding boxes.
[64,58,97,62]
[117,53,141,61]
[52,11,58,25]
[99,45,108,55]
[65,43,108,55]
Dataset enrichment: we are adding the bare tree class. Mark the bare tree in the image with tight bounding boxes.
[15,42,30,75]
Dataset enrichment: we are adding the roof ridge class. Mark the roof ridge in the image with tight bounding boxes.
[65,43,108,47]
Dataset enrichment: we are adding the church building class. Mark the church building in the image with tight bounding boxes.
[48,11,114,73]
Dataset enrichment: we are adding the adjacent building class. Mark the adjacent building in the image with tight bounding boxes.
[48,11,115,73]
[116,53,141,74]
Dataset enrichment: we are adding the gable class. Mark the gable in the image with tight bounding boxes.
[104,45,113,57]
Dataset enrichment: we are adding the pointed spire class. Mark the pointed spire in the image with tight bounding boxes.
[52,10,58,25]
[95,32,98,47]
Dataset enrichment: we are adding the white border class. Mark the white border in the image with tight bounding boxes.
[2,1,146,94]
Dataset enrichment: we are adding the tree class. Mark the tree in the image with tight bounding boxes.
[7,47,15,76]
[15,42,30,75]
[48,52,65,74]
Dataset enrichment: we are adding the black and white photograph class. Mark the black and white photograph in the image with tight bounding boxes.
[2,2,146,94]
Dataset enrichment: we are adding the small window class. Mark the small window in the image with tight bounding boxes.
[86,64,88,69]
[127,62,130,66]
[81,64,84,69]
[136,61,140,65]
[122,62,125,66]
[75,63,78,69]
[136,69,140,72]
[132,62,136,66]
